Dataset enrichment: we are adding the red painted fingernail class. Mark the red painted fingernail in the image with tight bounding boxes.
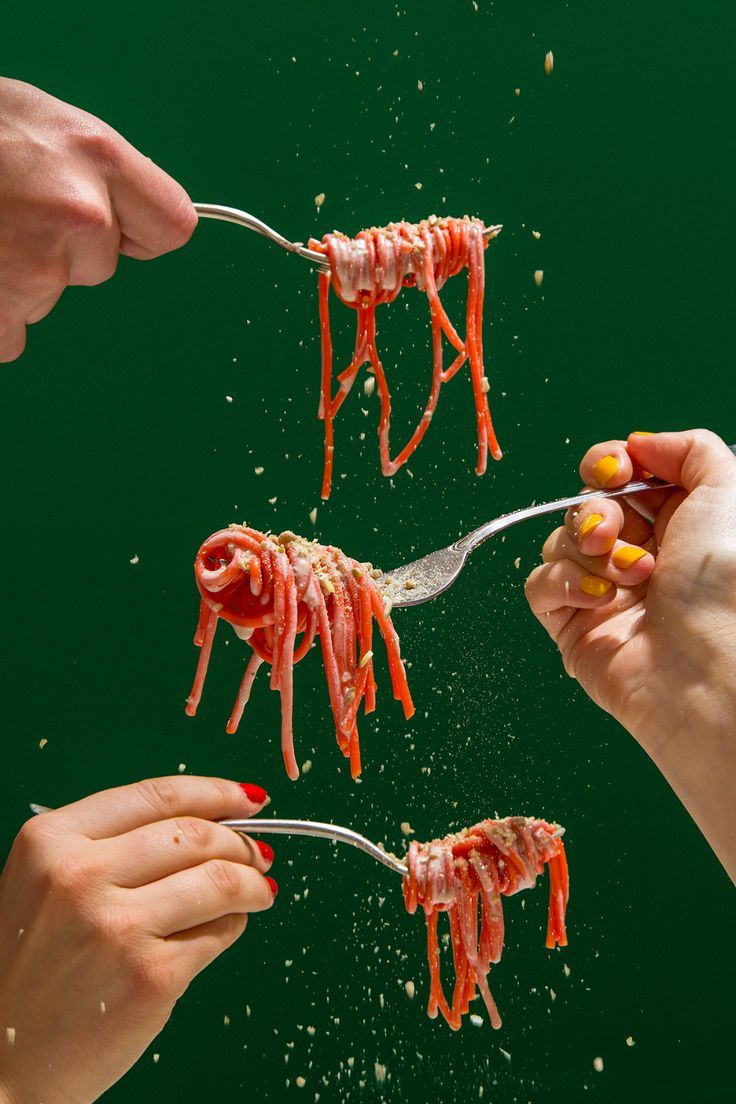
[266,876,279,897]
[255,839,274,864]
[239,782,268,805]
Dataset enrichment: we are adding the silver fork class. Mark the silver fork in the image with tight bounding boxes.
[194,203,503,275]
[376,447,736,608]
[28,806,562,877]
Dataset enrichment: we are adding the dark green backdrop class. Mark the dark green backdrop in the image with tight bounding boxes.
[2,1,734,1101]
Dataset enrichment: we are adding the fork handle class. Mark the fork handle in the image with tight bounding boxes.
[455,444,736,555]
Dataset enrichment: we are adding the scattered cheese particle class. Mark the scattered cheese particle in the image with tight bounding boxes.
[39,738,48,749]
[255,466,264,475]
[563,963,571,977]
[626,1036,635,1047]
[417,79,423,91]
[405,980,415,998]
[153,1053,160,1064]
[224,1015,230,1026]
[514,87,521,95]
[414,182,423,190]
[178,763,186,773]
[513,557,521,569]
[100,1001,106,1014]
[314,193,325,210]
[296,1076,306,1087]
[6,1027,16,1047]
[550,988,556,1001]
[544,50,554,75]
[593,1057,604,1072]
[363,376,375,396]
[226,395,233,403]
[470,1014,483,1027]
[374,1063,387,1084]
[302,759,312,774]
[499,1047,511,1061]
[534,270,544,286]
[532,230,541,239]
[400,821,414,836]
[480,376,490,394]
[129,554,139,565]
[309,507,318,525]
[306,1026,316,1035]
[269,497,278,505]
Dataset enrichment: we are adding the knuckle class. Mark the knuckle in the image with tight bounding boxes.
[12,816,54,869]
[205,859,242,904]
[77,124,123,171]
[57,194,113,238]
[176,816,214,850]
[51,854,97,897]
[165,195,197,250]
[137,776,181,819]
[125,949,180,1003]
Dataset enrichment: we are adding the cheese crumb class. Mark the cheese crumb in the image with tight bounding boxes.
[314,193,325,210]
[414,182,423,190]
[129,554,139,565]
[153,1053,160,1064]
[400,822,414,836]
[405,980,415,998]
[6,1027,16,1047]
[255,466,264,475]
[593,1057,604,1072]
[626,1036,635,1047]
[534,270,544,286]
[178,763,186,773]
[226,395,233,403]
[532,230,541,239]
[309,507,317,525]
[544,50,554,75]
[363,376,375,396]
[39,738,48,749]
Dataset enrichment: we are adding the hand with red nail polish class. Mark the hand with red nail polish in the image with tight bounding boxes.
[526,429,736,882]
[0,776,276,1104]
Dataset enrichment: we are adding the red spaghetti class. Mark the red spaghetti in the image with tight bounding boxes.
[185,526,414,780]
[308,215,502,499]
[403,816,568,1030]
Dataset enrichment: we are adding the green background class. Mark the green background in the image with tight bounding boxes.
[2,1,734,1101]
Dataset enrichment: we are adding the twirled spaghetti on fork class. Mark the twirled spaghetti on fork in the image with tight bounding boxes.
[404,816,569,1030]
[308,215,502,498]
[185,526,414,780]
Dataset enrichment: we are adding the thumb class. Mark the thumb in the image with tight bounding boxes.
[627,430,736,492]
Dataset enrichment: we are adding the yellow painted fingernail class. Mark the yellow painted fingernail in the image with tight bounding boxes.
[580,574,614,597]
[612,545,648,570]
[591,455,620,487]
[579,512,604,541]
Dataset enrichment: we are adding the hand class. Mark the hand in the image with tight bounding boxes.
[525,429,736,880]
[0,77,197,362]
[0,776,276,1104]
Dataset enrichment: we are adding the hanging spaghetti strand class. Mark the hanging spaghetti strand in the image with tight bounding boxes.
[308,215,503,499]
[403,816,569,1030]
[185,526,414,780]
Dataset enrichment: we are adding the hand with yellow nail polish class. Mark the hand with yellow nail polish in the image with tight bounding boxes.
[526,429,736,882]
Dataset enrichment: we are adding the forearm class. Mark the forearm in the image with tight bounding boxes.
[637,679,736,884]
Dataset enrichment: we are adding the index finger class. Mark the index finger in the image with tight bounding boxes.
[46,775,270,839]
[96,124,197,258]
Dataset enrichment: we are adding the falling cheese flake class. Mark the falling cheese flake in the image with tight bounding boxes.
[363,376,376,396]
[374,1063,387,1084]
[534,270,544,286]
[129,554,140,565]
[417,79,423,91]
[39,738,48,749]
[296,1076,306,1088]
[404,980,415,999]
[544,50,554,75]
[314,193,326,211]
[626,1036,635,1047]
[100,1001,106,1014]
[226,395,233,403]
[178,763,186,773]
[400,822,414,836]
[6,1027,16,1047]
[153,1054,160,1064]
[513,557,521,569]
[593,1057,604,1072]
[414,182,423,190]
[255,466,264,475]
[532,230,541,239]
[223,1015,230,1026]
[470,1014,484,1027]
[309,507,318,525]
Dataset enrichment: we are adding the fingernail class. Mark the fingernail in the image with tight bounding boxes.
[631,430,654,435]
[580,575,614,597]
[255,839,274,864]
[612,545,648,570]
[239,782,268,805]
[579,512,604,541]
[265,876,279,897]
[591,455,620,487]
